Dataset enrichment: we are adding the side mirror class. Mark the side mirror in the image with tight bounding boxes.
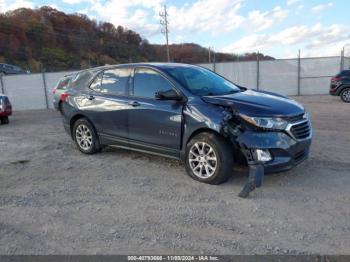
[155,89,182,101]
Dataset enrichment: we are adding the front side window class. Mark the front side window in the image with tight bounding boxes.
[164,66,240,96]
[133,68,174,98]
[90,68,130,95]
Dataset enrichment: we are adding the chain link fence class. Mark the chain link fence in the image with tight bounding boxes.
[0,55,349,111]
[0,70,78,110]
[199,55,348,96]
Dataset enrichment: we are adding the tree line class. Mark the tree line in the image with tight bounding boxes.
[0,6,274,72]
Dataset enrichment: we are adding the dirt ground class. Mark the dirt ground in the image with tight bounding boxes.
[0,95,349,255]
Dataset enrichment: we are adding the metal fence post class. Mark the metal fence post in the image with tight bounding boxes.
[256,53,260,90]
[42,70,49,109]
[340,48,344,71]
[0,75,4,94]
[297,50,301,96]
[213,51,216,72]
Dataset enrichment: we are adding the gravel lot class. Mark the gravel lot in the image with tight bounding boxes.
[0,95,349,255]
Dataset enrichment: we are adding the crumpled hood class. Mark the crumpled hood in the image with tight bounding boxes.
[202,89,305,117]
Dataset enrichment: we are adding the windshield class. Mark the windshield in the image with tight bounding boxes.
[164,66,240,96]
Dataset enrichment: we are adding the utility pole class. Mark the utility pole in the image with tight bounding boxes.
[160,5,170,62]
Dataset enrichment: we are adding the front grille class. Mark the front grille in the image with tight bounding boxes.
[290,120,311,139]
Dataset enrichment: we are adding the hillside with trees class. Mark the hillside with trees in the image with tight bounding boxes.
[0,6,274,72]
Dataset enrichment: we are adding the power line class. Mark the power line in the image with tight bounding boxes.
[159,5,170,62]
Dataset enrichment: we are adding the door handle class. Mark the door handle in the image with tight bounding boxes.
[88,95,95,100]
[129,101,140,107]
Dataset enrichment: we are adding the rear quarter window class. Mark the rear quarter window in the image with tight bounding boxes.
[71,70,97,89]
[90,68,131,96]
[56,77,71,90]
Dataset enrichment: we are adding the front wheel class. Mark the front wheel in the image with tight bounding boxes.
[185,132,234,185]
[340,88,350,103]
[73,118,101,154]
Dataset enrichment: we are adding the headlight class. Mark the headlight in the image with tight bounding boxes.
[239,114,288,130]
[303,111,310,120]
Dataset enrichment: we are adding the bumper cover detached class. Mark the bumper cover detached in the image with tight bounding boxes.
[236,130,312,174]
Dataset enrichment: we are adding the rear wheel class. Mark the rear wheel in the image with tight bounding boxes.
[73,118,101,154]
[185,132,234,185]
[58,101,63,115]
[340,88,350,103]
[0,116,9,125]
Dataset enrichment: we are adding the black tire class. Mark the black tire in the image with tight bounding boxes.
[185,132,234,185]
[340,88,350,103]
[58,101,63,115]
[72,118,101,154]
[0,116,9,125]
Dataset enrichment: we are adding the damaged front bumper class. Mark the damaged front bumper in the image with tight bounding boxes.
[236,130,312,173]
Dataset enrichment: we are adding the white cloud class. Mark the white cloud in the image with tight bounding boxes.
[90,0,164,37]
[166,0,287,36]
[166,0,245,34]
[61,0,92,4]
[311,2,333,13]
[0,0,33,12]
[246,6,288,32]
[287,0,301,6]
[222,23,350,57]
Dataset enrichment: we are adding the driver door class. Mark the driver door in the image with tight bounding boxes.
[127,67,183,156]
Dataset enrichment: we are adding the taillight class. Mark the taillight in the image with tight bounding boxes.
[331,77,342,81]
[52,88,57,94]
[60,92,69,102]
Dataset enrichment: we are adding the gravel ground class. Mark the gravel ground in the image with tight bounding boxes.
[0,95,349,255]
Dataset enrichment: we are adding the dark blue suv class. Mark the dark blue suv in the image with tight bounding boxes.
[61,63,312,188]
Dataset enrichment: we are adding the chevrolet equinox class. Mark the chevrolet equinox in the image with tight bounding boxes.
[61,63,312,191]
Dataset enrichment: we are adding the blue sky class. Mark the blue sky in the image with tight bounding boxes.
[1,0,349,58]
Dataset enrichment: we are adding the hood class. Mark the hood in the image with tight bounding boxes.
[202,89,304,117]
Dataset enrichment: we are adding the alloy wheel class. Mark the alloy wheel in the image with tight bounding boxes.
[342,89,350,102]
[75,124,93,151]
[188,142,217,179]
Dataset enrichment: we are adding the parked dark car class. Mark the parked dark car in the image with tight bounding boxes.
[61,63,312,185]
[52,74,75,113]
[0,94,12,124]
[0,63,29,75]
[330,70,350,102]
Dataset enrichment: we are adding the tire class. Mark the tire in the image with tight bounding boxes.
[58,101,63,115]
[185,132,234,185]
[340,88,350,103]
[0,116,9,125]
[72,118,101,154]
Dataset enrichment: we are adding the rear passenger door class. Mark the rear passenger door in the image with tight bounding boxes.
[87,67,132,141]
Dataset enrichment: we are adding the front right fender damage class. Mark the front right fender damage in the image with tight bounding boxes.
[219,106,266,198]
